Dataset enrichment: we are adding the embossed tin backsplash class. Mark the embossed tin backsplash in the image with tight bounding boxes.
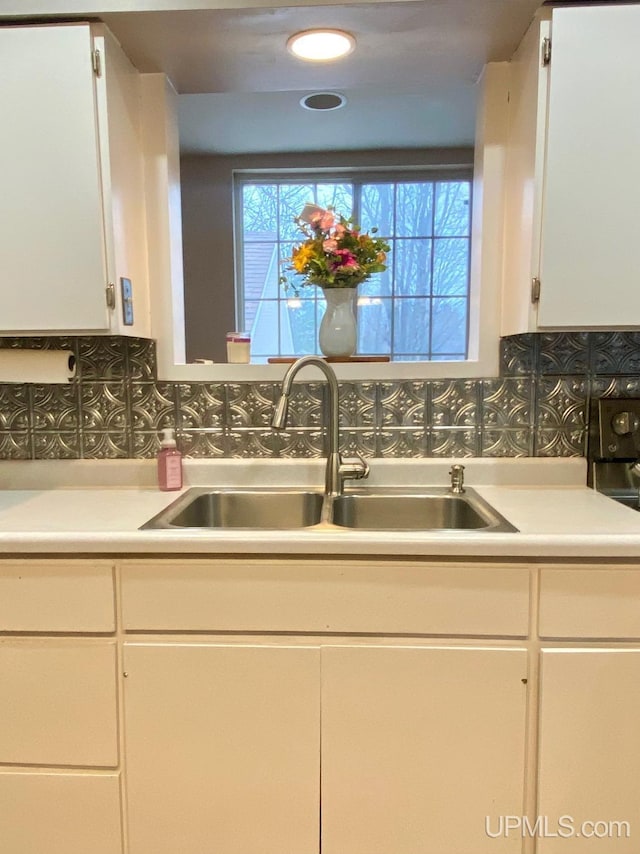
[1,332,639,460]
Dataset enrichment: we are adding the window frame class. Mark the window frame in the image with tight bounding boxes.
[233,167,475,364]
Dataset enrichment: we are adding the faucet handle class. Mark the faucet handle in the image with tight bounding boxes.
[339,453,370,482]
[449,463,465,494]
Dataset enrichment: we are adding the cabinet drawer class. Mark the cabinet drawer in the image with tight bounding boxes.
[539,567,640,639]
[122,559,530,636]
[0,771,122,854]
[0,640,118,766]
[0,560,115,632]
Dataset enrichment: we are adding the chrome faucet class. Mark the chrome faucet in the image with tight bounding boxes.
[271,355,369,497]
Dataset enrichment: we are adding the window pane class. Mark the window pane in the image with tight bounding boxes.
[360,183,394,236]
[435,181,471,236]
[357,298,391,354]
[282,299,318,356]
[396,183,433,237]
[243,184,278,235]
[279,184,315,239]
[358,245,394,298]
[433,238,469,296]
[279,241,306,297]
[394,298,430,355]
[317,183,353,217]
[394,239,431,297]
[243,241,279,305]
[245,299,279,357]
[431,298,467,355]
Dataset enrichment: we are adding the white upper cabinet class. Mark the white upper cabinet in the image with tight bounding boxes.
[502,4,640,333]
[0,23,149,336]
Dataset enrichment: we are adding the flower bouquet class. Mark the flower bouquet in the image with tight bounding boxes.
[280,204,389,295]
[280,204,389,357]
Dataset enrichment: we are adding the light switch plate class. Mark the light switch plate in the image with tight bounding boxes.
[120,277,134,326]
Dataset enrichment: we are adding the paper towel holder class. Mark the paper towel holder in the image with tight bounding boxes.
[0,348,77,383]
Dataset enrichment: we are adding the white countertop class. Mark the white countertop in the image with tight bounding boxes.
[0,458,639,558]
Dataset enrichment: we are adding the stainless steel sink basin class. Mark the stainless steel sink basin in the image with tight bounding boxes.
[141,486,516,532]
[330,488,517,532]
[141,488,324,529]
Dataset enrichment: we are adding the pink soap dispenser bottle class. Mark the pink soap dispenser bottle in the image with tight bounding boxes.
[157,428,183,491]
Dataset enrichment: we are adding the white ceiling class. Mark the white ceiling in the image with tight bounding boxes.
[98,0,548,154]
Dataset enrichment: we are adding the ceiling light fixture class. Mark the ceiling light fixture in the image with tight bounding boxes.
[287,29,355,62]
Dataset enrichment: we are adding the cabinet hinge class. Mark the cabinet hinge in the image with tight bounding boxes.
[531,277,541,304]
[541,37,551,67]
[106,282,116,310]
[92,48,102,77]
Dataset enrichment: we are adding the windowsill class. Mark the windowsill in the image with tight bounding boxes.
[158,356,499,383]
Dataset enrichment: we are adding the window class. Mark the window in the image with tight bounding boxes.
[236,173,471,363]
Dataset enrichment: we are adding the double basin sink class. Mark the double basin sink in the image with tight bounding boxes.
[142,486,517,533]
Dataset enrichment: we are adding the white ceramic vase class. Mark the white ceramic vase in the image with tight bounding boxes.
[319,287,357,358]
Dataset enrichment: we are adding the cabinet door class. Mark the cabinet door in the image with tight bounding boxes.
[0,25,109,331]
[123,642,320,854]
[0,771,122,854]
[321,645,528,854]
[538,5,640,327]
[0,639,118,767]
[538,650,640,853]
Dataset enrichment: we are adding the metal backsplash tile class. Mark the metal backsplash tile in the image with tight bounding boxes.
[379,382,426,427]
[175,431,226,458]
[0,431,32,459]
[78,337,128,380]
[227,429,280,458]
[378,429,426,458]
[591,376,640,398]
[273,429,325,458]
[430,380,480,427]
[482,428,533,457]
[176,383,225,430]
[33,432,81,460]
[590,332,640,376]
[534,428,586,457]
[129,382,178,431]
[2,332,638,461]
[538,332,590,375]
[0,384,29,430]
[337,383,377,428]
[534,376,588,431]
[481,378,534,428]
[226,383,278,429]
[499,334,538,376]
[429,428,480,457]
[284,383,325,429]
[81,432,130,459]
[80,382,128,431]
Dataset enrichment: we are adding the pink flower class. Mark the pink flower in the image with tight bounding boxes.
[310,209,335,231]
[330,249,359,271]
[323,238,338,252]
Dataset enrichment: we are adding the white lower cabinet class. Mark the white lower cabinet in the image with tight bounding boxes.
[537,649,640,854]
[122,643,321,854]
[0,639,118,766]
[123,641,528,854]
[0,771,122,854]
[322,645,528,854]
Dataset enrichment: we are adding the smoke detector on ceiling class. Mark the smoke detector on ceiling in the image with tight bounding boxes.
[300,92,347,111]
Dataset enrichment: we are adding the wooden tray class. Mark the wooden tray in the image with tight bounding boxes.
[267,356,390,364]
